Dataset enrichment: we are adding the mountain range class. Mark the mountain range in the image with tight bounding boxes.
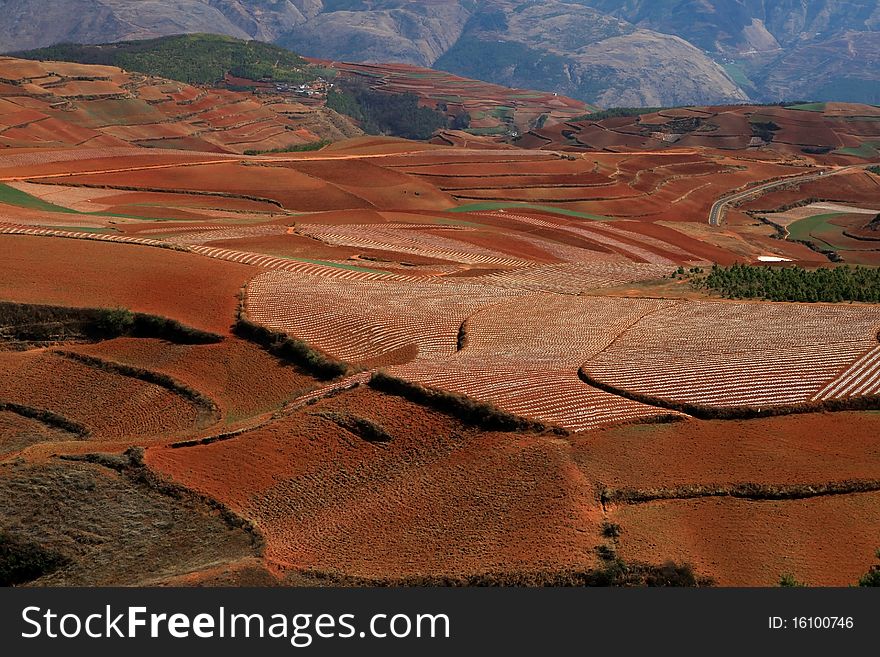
[1,0,878,106]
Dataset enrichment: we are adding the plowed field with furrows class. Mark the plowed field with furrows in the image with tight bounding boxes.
[245,270,530,363]
[146,387,605,578]
[188,245,412,281]
[0,351,205,442]
[68,338,324,423]
[296,224,533,267]
[0,409,80,456]
[583,301,880,408]
[0,223,171,247]
[385,362,676,432]
[383,296,685,430]
[163,226,289,245]
[813,346,880,400]
[475,211,680,265]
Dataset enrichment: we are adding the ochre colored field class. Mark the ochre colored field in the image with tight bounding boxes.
[614,495,880,586]
[0,235,255,334]
[146,387,605,578]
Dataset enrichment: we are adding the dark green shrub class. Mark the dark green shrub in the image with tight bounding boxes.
[233,318,348,380]
[316,411,392,444]
[858,550,880,586]
[779,573,806,587]
[368,371,564,434]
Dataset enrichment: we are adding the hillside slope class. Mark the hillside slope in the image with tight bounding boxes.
[587,0,880,102]
[0,1,877,105]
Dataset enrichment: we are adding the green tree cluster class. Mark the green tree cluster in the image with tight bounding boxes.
[326,82,447,140]
[699,263,880,303]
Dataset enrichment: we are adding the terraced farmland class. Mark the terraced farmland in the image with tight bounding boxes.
[2,51,880,587]
[583,301,880,409]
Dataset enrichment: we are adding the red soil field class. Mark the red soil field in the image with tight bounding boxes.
[614,494,880,586]
[0,409,78,456]
[0,235,254,334]
[3,53,880,587]
[528,103,880,161]
[583,300,880,408]
[146,387,605,578]
[579,412,880,489]
[0,57,355,154]
[69,337,322,424]
[0,351,203,445]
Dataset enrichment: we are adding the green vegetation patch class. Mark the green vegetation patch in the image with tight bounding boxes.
[326,81,447,140]
[787,212,846,245]
[0,183,187,223]
[448,201,610,221]
[787,102,827,112]
[697,262,880,303]
[834,142,880,159]
[0,184,78,214]
[721,62,756,93]
[16,34,317,86]
[244,141,330,155]
[280,257,387,274]
[572,107,662,122]
[465,125,509,136]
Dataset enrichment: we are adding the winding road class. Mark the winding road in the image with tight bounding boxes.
[708,165,867,227]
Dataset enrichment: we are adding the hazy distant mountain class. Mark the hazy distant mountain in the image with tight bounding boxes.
[1,0,877,106]
[586,0,880,103]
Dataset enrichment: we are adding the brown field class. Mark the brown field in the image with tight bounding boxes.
[146,387,605,578]
[2,55,879,587]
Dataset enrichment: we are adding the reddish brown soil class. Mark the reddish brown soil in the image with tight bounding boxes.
[0,235,254,334]
[740,170,880,213]
[579,413,880,490]
[146,387,604,578]
[69,337,321,423]
[612,221,738,264]
[0,351,203,444]
[614,494,880,586]
[0,409,78,456]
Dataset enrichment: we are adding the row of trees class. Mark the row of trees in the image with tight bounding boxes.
[697,263,880,303]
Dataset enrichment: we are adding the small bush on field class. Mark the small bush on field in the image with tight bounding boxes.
[858,549,880,587]
[601,521,621,539]
[368,371,564,434]
[643,561,701,587]
[779,573,806,587]
[316,411,393,444]
[91,307,135,338]
[233,317,348,380]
